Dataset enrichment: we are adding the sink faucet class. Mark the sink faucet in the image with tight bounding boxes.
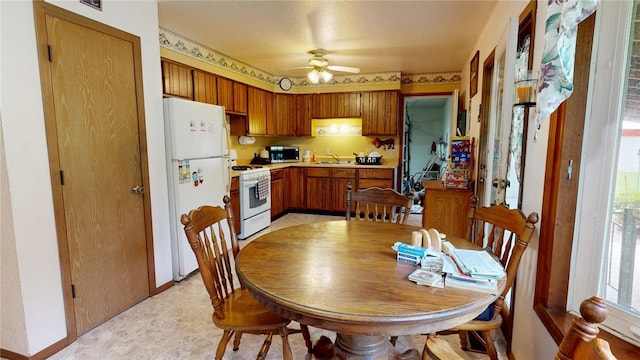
[330,153,340,162]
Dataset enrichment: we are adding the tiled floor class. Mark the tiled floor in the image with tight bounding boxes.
[43,213,506,359]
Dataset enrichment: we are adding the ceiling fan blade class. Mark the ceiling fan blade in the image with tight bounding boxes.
[327,65,360,74]
[282,66,313,70]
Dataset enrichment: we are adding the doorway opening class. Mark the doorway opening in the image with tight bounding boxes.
[401,93,459,210]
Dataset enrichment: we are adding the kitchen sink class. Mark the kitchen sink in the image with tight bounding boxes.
[316,161,353,164]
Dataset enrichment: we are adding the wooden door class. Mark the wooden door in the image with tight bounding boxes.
[43,12,149,335]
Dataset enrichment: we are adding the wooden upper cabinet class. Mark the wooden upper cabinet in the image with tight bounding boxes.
[274,93,297,136]
[217,77,234,110]
[161,60,193,99]
[265,91,275,135]
[248,86,274,135]
[311,92,361,118]
[217,77,247,114]
[233,82,248,114]
[361,90,399,135]
[296,94,312,136]
[192,70,217,104]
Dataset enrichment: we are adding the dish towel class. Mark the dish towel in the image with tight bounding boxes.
[256,178,269,200]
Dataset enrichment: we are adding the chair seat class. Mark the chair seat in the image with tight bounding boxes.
[454,314,502,331]
[213,288,291,330]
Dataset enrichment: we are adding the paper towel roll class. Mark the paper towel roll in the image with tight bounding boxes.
[411,231,422,247]
[420,229,431,249]
[238,135,256,145]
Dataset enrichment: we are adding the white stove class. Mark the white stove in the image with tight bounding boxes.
[233,166,271,239]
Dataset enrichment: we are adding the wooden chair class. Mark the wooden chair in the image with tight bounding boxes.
[555,296,617,360]
[346,182,413,224]
[181,196,312,360]
[426,196,539,360]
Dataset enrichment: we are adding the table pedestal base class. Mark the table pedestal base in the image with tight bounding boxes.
[331,334,420,360]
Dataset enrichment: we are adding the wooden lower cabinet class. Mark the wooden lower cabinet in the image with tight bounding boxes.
[358,168,395,189]
[422,187,473,239]
[270,169,285,218]
[286,167,305,209]
[229,177,241,236]
[330,169,356,212]
[272,166,397,214]
[305,168,331,211]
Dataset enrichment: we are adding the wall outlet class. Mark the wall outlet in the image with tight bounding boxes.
[325,148,331,155]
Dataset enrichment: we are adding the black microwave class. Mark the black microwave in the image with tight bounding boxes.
[267,146,300,163]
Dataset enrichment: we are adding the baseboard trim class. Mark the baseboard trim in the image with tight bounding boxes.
[1,337,68,360]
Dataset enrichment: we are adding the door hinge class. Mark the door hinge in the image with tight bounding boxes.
[60,170,65,185]
[47,45,53,62]
[567,160,574,180]
[71,284,76,298]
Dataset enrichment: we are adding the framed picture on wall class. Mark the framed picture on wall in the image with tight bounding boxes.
[470,51,479,98]
[80,0,102,11]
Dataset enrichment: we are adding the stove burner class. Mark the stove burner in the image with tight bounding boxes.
[232,165,263,171]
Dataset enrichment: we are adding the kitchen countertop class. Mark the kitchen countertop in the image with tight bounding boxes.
[231,161,397,177]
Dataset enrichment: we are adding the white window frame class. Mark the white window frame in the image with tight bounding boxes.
[570,0,640,346]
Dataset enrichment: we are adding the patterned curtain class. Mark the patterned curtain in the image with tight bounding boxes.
[536,0,599,140]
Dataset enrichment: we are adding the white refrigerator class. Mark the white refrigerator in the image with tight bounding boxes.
[163,98,230,281]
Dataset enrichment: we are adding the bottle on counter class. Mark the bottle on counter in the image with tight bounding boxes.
[311,148,316,162]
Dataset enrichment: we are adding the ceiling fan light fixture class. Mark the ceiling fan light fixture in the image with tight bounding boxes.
[307,68,332,84]
[321,70,332,82]
[308,69,320,83]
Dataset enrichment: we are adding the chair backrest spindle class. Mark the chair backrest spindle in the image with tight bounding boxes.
[346,182,413,224]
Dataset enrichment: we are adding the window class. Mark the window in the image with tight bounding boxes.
[571,0,640,346]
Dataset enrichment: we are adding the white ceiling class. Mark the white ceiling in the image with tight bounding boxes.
[157,0,497,78]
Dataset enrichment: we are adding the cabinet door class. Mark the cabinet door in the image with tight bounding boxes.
[217,77,234,111]
[362,90,399,135]
[265,91,275,135]
[270,169,285,218]
[248,86,267,135]
[274,93,296,136]
[331,168,356,212]
[422,189,472,238]
[311,92,361,118]
[233,82,248,114]
[311,93,331,118]
[306,177,330,210]
[296,94,312,136]
[161,60,193,99]
[331,178,355,213]
[306,167,331,211]
[339,92,362,118]
[193,70,217,104]
[286,167,305,209]
[229,177,241,236]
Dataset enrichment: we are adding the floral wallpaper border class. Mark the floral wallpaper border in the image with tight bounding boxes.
[159,27,460,88]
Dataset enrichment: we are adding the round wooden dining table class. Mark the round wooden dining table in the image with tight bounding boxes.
[236,220,503,359]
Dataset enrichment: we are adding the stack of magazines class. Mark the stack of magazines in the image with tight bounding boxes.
[442,248,505,294]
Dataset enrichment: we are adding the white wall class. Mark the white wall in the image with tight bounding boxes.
[467,1,559,358]
[0,0,173,355]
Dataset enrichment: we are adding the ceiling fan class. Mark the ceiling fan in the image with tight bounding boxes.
[302,48,360,83]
